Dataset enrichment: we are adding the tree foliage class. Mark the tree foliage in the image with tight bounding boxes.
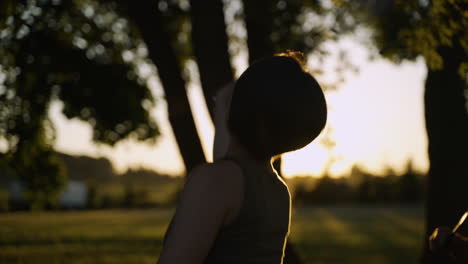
[291,163,425,205]
[344,0,467,78]
[239,0,361,85]
[0,0,159,208]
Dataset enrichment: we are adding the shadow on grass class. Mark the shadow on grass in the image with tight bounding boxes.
[290,205,424,264]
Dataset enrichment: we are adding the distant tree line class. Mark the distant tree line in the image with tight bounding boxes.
[84,178,182,210]
[0,153,183,211]
[289,163,425,205]
[85,167,183,210]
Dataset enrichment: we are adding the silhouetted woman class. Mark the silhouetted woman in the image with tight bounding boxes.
[157,52,327,264]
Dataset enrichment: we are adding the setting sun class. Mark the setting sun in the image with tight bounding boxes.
[2,0,465,263]
[51,39,428,178]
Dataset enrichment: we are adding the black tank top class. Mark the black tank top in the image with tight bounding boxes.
[204,156,291,264]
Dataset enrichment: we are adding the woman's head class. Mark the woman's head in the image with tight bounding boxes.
[227,52,327,160]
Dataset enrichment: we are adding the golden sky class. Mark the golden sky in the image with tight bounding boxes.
[51,38,429,177]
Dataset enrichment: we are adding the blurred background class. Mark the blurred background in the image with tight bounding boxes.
[0,0,466,263]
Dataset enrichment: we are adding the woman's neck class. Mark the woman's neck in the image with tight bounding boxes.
[225,139,276,175]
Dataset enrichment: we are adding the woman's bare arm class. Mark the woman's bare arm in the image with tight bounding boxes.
[157,161,243,264]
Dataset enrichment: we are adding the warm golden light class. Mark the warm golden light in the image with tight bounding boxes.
[52,40,429,178]
[281,135,329,177]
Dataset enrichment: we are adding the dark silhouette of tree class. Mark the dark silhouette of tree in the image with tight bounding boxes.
[124,0,205,172]
[57,153,117,182]
[399,161,423,203]
[0,0,209,209]
[357,173,376,203]
[0,0,158,208]
[309,175,353,203]
[340,1,467,262]
[290,164,426,205]
[423,42,467,264]
[242,0,276,64]
[189,0,235,119]
[376,167,399,203]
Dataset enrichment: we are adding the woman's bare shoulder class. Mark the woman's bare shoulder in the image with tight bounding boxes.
[158,161,244,263]
[185,160,244,209]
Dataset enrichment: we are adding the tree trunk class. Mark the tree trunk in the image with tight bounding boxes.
[241,0,275,64]
[127,0,206,172]
[190,0,234,119]
[421,43,468,263]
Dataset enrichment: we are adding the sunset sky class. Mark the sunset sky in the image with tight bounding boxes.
[50,37,429,178]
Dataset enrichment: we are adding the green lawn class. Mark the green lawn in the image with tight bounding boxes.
[0,205,425,264]
[291,206,425,264]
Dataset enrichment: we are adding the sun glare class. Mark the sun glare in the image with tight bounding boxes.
[281,135,329,177]
[52,39,428,178]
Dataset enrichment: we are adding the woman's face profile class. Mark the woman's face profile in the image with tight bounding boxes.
[212,82,235,161]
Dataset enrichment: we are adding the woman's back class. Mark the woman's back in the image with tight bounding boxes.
[204,156,291,264]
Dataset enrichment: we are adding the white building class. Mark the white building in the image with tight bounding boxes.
[59,181,88,208]
[9,180,88,208]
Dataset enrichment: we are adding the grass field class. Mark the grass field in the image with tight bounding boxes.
[0,205,425,264]
[291,206,425,264]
